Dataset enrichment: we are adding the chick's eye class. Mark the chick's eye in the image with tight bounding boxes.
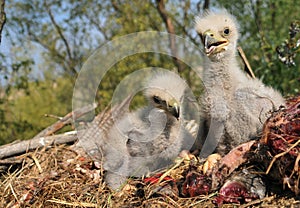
[223,28,230,35]
[153,96,160,104]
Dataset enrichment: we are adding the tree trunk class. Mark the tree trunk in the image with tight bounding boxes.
[156,0,185,73]
[0,0,6,44]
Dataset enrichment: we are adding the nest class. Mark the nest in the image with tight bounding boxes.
[1,144,300,208]
[0,145,217,207]
[1,96,300,207]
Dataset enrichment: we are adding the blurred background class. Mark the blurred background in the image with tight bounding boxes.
[0,0,299,144]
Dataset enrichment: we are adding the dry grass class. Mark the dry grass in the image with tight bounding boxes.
[1,144,299,208]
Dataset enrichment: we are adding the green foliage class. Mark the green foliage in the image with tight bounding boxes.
[0,77,73,145]
[218,0,300,95]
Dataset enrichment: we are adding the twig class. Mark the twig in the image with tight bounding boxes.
[9,183,19,204]
[33,103,96,139]
[157,158,184,184]
[30,155,43,173]
[188,192,218,207]
[43,0,77,75]
[237,46,256,79]
[0,157,23,165]
[266,140,300,174]
[44,114,63,120]
[239,195,275,208]
[47,199,97,207]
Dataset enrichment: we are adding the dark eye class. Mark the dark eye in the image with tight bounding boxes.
[223,28,230,35]
[153,96,160,104]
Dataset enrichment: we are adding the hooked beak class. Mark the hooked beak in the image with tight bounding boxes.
[169,103,180,120]
[202,30,229,56]
[152,96,180,120]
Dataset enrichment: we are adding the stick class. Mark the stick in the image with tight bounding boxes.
[32,103,97,139]
[266,139,300,174]
[0,132,78,159]
[237,46,256,79]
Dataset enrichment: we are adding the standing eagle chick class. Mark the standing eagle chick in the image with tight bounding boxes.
[195,10,285,157]
[104,71,196,190]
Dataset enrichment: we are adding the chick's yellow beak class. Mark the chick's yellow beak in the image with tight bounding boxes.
[167,99,180,120]
[202,30,229,56]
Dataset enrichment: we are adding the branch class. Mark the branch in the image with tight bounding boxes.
[196,0,209,12]
[86,15,110,40]
[111,0,121,12]
[237,46,256,79]
[156,0,185,73]
[0,0,6,44]
[45,2,72,60]
[33,103,97,139]
[183,0,190,38]
[44,1,77,76]
[0,103,96,160]
[28,31,64,59]
[203,0,210,10]
[0,132,78,159]
[28,30,77,77]
[149,2,199,52]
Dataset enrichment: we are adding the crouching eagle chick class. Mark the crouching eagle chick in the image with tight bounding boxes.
[104,71,196,190]
[195,9,285,157]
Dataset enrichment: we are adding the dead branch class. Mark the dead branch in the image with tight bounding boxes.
[0,132,77,159]
[0,156,23,165]
[0,103,96,160]
[32,103,97,139]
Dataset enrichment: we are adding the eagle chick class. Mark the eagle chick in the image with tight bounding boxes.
[195,9,285,157]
